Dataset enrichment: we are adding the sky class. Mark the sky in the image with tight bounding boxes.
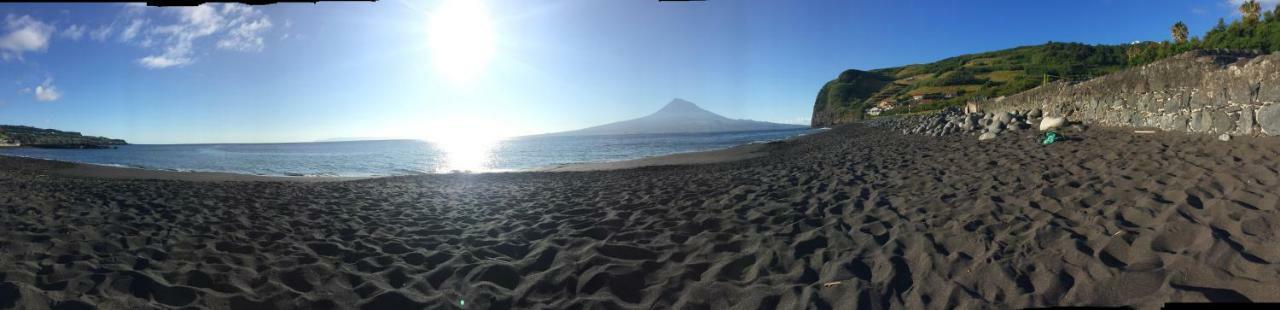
[0,0,1267,144]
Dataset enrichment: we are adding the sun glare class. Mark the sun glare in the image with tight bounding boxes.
[425,120,510,173]
[428,0,497,84]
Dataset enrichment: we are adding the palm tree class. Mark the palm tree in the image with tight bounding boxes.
[1241,0,1262,25]
[1171,21,1188,44]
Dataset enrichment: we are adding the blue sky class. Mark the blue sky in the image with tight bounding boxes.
[0,0,1265,144]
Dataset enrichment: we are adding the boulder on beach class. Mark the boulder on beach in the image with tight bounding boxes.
[978,132,997,141]
[1040,117,1066,131]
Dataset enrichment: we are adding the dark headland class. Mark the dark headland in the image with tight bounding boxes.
[0,125,127,149]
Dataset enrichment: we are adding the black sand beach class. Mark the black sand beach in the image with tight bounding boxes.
[3,124,1280,309]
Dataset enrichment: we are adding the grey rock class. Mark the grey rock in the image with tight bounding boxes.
[994,112,1013,125]
[1261,104,1280,136]
[1210,110,1236,134]
[1218,133,1231,141]
[978,132,997,141]
[1237,107,1255,135]
[1188,111,1213,133]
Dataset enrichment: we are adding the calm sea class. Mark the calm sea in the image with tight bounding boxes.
[0,129,818,177]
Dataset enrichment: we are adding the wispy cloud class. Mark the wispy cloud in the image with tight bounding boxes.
[120,18,145,42]
[0,15,54,61]
[60,24,85,40]
[217,14,271,51]
[89,24,112,41]
[132,4,273,69]
[33,78,61,102]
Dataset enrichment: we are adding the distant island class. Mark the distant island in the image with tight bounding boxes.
[0,125,127,149]
[539,98,806,137]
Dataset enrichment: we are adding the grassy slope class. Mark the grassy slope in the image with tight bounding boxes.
[814,42,1129,124]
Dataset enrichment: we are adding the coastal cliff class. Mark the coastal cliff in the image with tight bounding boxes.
[809,69,894,127]
[975,50,1280,136]
[810,43,1130,127]
[0,125,127,147]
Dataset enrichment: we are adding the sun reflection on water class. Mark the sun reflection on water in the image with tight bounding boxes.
[433,135,499,173]
[425,121,510,173]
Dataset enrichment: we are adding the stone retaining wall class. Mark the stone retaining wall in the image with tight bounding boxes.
[976,50,1280,136]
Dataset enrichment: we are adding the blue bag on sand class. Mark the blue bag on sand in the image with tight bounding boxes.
[1041,131,1060,145]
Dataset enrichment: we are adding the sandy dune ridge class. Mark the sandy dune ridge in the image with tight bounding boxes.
[1,124,1279,309]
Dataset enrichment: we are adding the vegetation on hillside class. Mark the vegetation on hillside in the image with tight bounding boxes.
[0,125,127,146]
[812,69,894,121]
[1129,1,1280,65]
[814,0,1280,123]
[814,42,1130,120]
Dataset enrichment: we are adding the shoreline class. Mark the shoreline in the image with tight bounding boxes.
[0,155,367,182]
[0,130,816,181]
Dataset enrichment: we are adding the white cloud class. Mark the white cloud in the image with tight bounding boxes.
[33,78,61,102]
[0,15,54,61]
[138,53,190,68]
[132,4,273,69]
[60,24,85,40]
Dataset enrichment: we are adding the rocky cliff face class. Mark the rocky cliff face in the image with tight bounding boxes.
[976,50,1280,136]
[810,69,894,127]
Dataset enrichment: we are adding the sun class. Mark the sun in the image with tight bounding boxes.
[428,0,497,83]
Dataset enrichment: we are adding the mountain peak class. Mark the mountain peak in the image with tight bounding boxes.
[536,98,806,137]
[652,98,718,118]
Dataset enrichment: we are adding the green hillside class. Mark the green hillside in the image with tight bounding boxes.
[811,42,1130,126]
[812,1,1280,127]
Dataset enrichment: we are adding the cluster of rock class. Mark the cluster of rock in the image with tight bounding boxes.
[865,107,1066,140]
[975,49,1280,137]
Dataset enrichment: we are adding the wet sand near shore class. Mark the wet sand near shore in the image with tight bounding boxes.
[2,124,1279,309]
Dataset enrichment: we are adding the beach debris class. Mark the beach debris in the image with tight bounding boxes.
[1218,133,1231,141]
[823,281,843,288]
[978,132,997,141]
[1041,131,1062,145]
[1039,117,1066,131]
[1134,130,1156,134]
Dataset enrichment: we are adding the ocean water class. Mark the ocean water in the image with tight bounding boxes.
[0,129,819,177]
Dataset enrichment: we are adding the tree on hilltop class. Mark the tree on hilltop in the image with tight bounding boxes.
[1171,21,1189,43]
[1241,0,1262,25]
